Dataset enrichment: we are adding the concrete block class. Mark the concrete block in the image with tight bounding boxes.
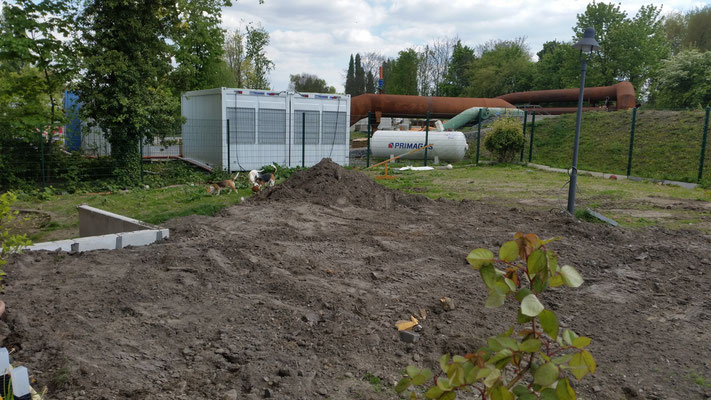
[73,234,120,252]
[78,205,155,237]
[119,230,162,248]
[25,240,75,252]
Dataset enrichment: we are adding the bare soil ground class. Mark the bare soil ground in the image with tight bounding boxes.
[3,159,711,399]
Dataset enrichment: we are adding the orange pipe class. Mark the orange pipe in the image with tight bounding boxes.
[496,82,636,110]
[350,94,514,126]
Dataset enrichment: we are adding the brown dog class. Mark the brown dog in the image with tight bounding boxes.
[207,173,239,195]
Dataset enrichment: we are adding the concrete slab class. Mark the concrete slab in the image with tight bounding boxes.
[73,234,120,252]
[26,240,75,252]
[78,205,157,237]
[119,230,166,248]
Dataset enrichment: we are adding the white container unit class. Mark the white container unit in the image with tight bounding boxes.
[181,88,350,171]
[370,130,468,162]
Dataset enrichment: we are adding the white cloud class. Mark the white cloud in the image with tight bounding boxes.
[221,0,709,92]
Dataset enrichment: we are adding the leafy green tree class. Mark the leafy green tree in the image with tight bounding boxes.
[465,38,534,98]
[170,0,233,93]
[684,6,711,52]
[224,26,253,87]
[354,53,365,96]
[664,11,688,56]
[365,70,375,94]
[77,0,181,185]
[244,23,273,89]
[573,2,669,94]
[290,73,335,93]
[533,40,586,90]
[652,49,711,108]
[388,48,419,95]
[438,40,476,97]
[345,54,355,95]
[0,0,76,131]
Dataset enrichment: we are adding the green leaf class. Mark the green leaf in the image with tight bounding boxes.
[504,277,517,291]
[480,264,498,289]
[562,329,578,346]
[540,388,557,400]
[476,366,494,380]
[552,354,573,365]
[527,249,546,275]
[486,289,506,308]
[489,349,513,364]
[441,392,456,400]
[560,265,584,287]
[521,294,544,317]
[572,336,591,349]
[582,350,596,374]
[406,365,419,378]
[395,377,411,392]
[569,352,588,380]
[515,288,533,302]
[436,377,452,391]
[533,362,559,387]
[494,280,511,296]
[467,248,494,269]
[496,337,519,351]
[421,368,434,381]
[483,368,501,387]
[452,355,467,363]
[539,309,559,339]
[546,249,558,274]
[520,338,542,352]
[425,386,444,399]
[499,241,519,262]
[555,378,576,400]
[490,384,514,400]
[512,385,530,396]
[517,310,533,324]
[412,373,427,385]
[532,269,549,293]
[440,354,450,372]
[549,274,564,287]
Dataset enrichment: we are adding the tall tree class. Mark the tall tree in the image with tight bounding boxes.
[684,6,711,52]
[0,0,76,131]
[438,40,476,97]
[77,0,180,184]
[388,49,419,95]
[417,45,433,96]
[290,73,335,93]
[244,23,273,89]
[465,38,534,98]
[170,0,232,93]
[354,53,365,95]
[652,49,711,108]
[345,54,355,95]
[533,40,585,90]
[365,70,375,94]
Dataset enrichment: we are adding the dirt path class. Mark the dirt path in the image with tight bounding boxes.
[3,159,711,399]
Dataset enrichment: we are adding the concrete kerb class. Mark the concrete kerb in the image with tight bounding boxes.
[23,205,170,254]
[526,163,698,189]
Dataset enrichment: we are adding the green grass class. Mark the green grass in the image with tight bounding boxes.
[13,184,251,242]
[367,163,711,231]
[530,109,711,184]
[363,372,385,393]
[688,371,711,389]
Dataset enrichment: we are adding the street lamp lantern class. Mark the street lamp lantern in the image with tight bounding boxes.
[567,27,600,215]
[573,27,601,53]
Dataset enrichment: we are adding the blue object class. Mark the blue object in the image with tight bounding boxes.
[63,91,82,152]
[378,79,384,88]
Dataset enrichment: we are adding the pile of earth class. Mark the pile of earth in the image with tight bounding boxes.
[253,158,431,210]
[1,161,710,399]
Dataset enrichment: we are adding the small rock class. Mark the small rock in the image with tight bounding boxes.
[302,312,321,326]
[440,297,455,311]
[413,324,423,332]
[635,252,648,261]
[370,271,379,280]
[399,330,420,344]
[344,372,354,378]
[653,282,662,292]
[224,389,238,400]
[264,388,273,398]
[277,368,291,377]
[593,385,602,393]
[365,333,381,347]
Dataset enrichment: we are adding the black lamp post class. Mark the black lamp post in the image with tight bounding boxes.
[567,27,601,215]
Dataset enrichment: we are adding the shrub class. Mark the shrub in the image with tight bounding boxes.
[0,192,32,282]
[396,232,595,399]
[484,118,525,162]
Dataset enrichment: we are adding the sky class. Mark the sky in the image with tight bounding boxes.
[221,0,710,93]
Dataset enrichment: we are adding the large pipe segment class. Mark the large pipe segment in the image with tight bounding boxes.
[495,82,636,112]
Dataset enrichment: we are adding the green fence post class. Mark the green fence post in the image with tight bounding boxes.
[476,111,482,165]
[366,112,372,168]
[424,112,430,166]
[301,112,306,167]
[520,110,528,162]
[139,134,144,185]
[626,107,637,177]
[226,119,231,173]
[698,106,710,182]
[528,111,536,163]
[40,127,46,188]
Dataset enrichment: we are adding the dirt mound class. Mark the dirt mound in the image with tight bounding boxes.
[252,158,431,210]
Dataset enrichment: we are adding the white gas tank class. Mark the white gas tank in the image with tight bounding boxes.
[370,130,468,161]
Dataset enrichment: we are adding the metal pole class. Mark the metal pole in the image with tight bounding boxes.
[567,56,587,215]
[301,112,306,168]
[698,106,710,182]
[367,112,372,168]
[424,112,430,166]
[40,128,45,188]
[626,107,637,177]
[520,110,528,162]
[528,111,536,163]
[226,119,231,173]
[139,134,144,185]
[476,111,483,164]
